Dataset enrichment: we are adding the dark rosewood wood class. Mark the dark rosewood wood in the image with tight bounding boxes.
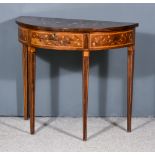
[16,16,138,141]
[22,45,29,120]
[82,50,90,141]
[127,45,135,132]
[28,47,36,134]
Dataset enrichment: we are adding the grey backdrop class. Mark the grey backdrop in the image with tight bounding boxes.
[0,3,155,117]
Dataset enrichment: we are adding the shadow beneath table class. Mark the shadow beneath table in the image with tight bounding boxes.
[36,117,82,141]
[104,117,126,131]
[0,117,29,134]
[35,117,56,133]
[132,117,155,131]
[0,116,154,141]
[88,117,155,140]
[88,117,125,140]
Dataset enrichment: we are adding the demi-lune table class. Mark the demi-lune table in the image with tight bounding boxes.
[16,16,138,141]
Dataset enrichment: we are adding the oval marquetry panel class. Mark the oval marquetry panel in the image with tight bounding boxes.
[30,30,84,50]
[89,30,134,50]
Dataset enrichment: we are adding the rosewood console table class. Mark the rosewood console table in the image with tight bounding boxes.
[16,16,138,141]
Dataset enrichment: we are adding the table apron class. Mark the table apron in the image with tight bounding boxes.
[18,26,135,51]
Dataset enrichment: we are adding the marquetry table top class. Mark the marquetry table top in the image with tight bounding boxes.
[16,16,138,32]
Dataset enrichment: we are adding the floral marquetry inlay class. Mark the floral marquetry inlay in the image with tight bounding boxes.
[30,31,84,50]
[89,30,134,49]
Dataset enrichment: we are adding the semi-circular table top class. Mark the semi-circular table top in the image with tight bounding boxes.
[16,16,139,32]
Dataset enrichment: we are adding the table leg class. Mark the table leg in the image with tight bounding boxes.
[28,47,36,134]
[127,45,135,132]
[22,44,29,120]
[82,50,89,141]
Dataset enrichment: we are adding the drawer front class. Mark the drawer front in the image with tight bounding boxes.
[30,30,84,50]
[89,30,134,50]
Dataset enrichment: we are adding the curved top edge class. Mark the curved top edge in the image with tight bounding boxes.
[16,16,139,32]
